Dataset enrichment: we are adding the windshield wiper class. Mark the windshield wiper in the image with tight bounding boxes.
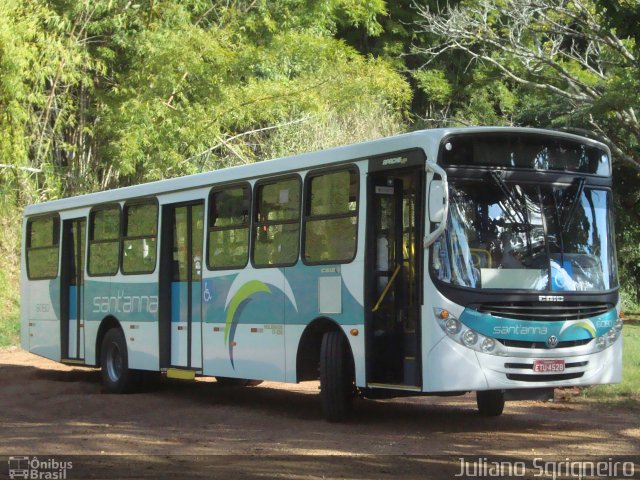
[488,171,531,231]
[558,177,585,231]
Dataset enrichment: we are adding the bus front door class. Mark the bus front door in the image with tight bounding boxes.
[366,159,423,388]
[61,218,86,362]
[164,202,204,370]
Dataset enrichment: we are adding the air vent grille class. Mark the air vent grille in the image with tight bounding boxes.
[474,302,613,321]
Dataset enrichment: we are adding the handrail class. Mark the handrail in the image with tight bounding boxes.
[424,162,449,248]
[371,265,402,313]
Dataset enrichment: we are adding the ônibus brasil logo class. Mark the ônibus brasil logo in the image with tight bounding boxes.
[8,456,72,480]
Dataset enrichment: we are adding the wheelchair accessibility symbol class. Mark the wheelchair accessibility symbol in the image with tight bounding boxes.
[203,282,212,303]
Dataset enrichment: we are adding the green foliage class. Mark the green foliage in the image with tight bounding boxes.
[0,200,21,348]
[0,0,410,194]
[581,322,640,403]
[412,69,451,106]
[615,165,640,310]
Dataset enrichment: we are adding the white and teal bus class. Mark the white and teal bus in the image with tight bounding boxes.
[21,127,623,421]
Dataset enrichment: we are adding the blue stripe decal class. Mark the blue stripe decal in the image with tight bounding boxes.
[69,286,77,322]
[459,308,617,342]
[171,282,189,323]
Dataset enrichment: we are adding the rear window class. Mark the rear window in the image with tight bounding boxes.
[26,215,60,279]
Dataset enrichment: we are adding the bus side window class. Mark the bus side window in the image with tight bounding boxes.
[253,177,301,268]
[26,215,60,279]
[122,201,158,274]
[88,205,120,276]
[207,185,250,270]
[303,168,358,264]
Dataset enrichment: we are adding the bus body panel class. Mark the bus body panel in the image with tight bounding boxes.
[421,266,622,392]
[201,268,287,381]
[26,279,61,361]
[283,261,366,383]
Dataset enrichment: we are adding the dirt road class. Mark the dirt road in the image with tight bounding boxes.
[1,347,638,478]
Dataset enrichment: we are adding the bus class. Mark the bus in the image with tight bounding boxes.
[20,127,623,421]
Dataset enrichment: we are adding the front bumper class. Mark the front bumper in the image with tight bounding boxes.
[424,334,622,392]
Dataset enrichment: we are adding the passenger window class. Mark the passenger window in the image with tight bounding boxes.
[88,206,120,276]
[122,201,158,274]
[253,177,301,267]
[304,169,358,263]
[208,186,250,270]
[26,215,60,279]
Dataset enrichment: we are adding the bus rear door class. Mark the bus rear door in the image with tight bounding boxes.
[60,217,86,362]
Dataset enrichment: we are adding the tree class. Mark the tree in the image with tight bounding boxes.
[411,0,640,171]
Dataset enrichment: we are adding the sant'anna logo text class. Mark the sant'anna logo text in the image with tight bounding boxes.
[92,290,159,314]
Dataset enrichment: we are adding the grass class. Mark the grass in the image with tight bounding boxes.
[0,310,19,348]
[579,315,640,407]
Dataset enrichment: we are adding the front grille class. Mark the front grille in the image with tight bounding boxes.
[474,302,613,321]
[497,338,592,349]
[504,361,588,370]
[506,372,584,382]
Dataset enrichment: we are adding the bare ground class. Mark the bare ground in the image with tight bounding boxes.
[1,347,638,479]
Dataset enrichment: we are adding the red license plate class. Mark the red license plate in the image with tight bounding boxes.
[533,359,565,373]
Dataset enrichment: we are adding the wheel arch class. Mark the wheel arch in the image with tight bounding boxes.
[296,317,354,382]
[95,315,122,367]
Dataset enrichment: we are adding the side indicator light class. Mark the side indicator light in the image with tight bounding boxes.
[350,329,359,336]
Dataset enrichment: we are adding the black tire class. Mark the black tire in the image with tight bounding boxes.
[215,377,263,387]
[100,328,139,393]
[319,331,355,422]
[476,390,505,417]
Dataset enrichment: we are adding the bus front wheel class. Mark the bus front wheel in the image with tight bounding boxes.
[319,331,354,422]
[476,390,505,417]
[101,328,139,394]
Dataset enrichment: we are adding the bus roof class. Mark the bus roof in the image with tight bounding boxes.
[23,127,608,217]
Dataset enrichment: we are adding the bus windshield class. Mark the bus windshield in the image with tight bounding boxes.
[432,179,618,292]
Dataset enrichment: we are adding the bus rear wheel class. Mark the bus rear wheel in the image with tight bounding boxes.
[319,331,355,422]
[476,390,505,417]
[101,328,139,393]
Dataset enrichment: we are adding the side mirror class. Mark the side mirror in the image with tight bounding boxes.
[428,180,446,223]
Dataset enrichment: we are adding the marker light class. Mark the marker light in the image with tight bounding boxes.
[445,317,461,335]
[439,310,450,319]
[350,328,359,336]
[481,338,496,353]
[462,330,478,347]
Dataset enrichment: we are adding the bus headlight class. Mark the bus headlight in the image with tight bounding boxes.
[462,330,478,346]
[607,328,618,344]
[595,336,607,350]
[615,318,624,332]
[434,308,507,356]
[481,337,496,353]
[445,317,461,335]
